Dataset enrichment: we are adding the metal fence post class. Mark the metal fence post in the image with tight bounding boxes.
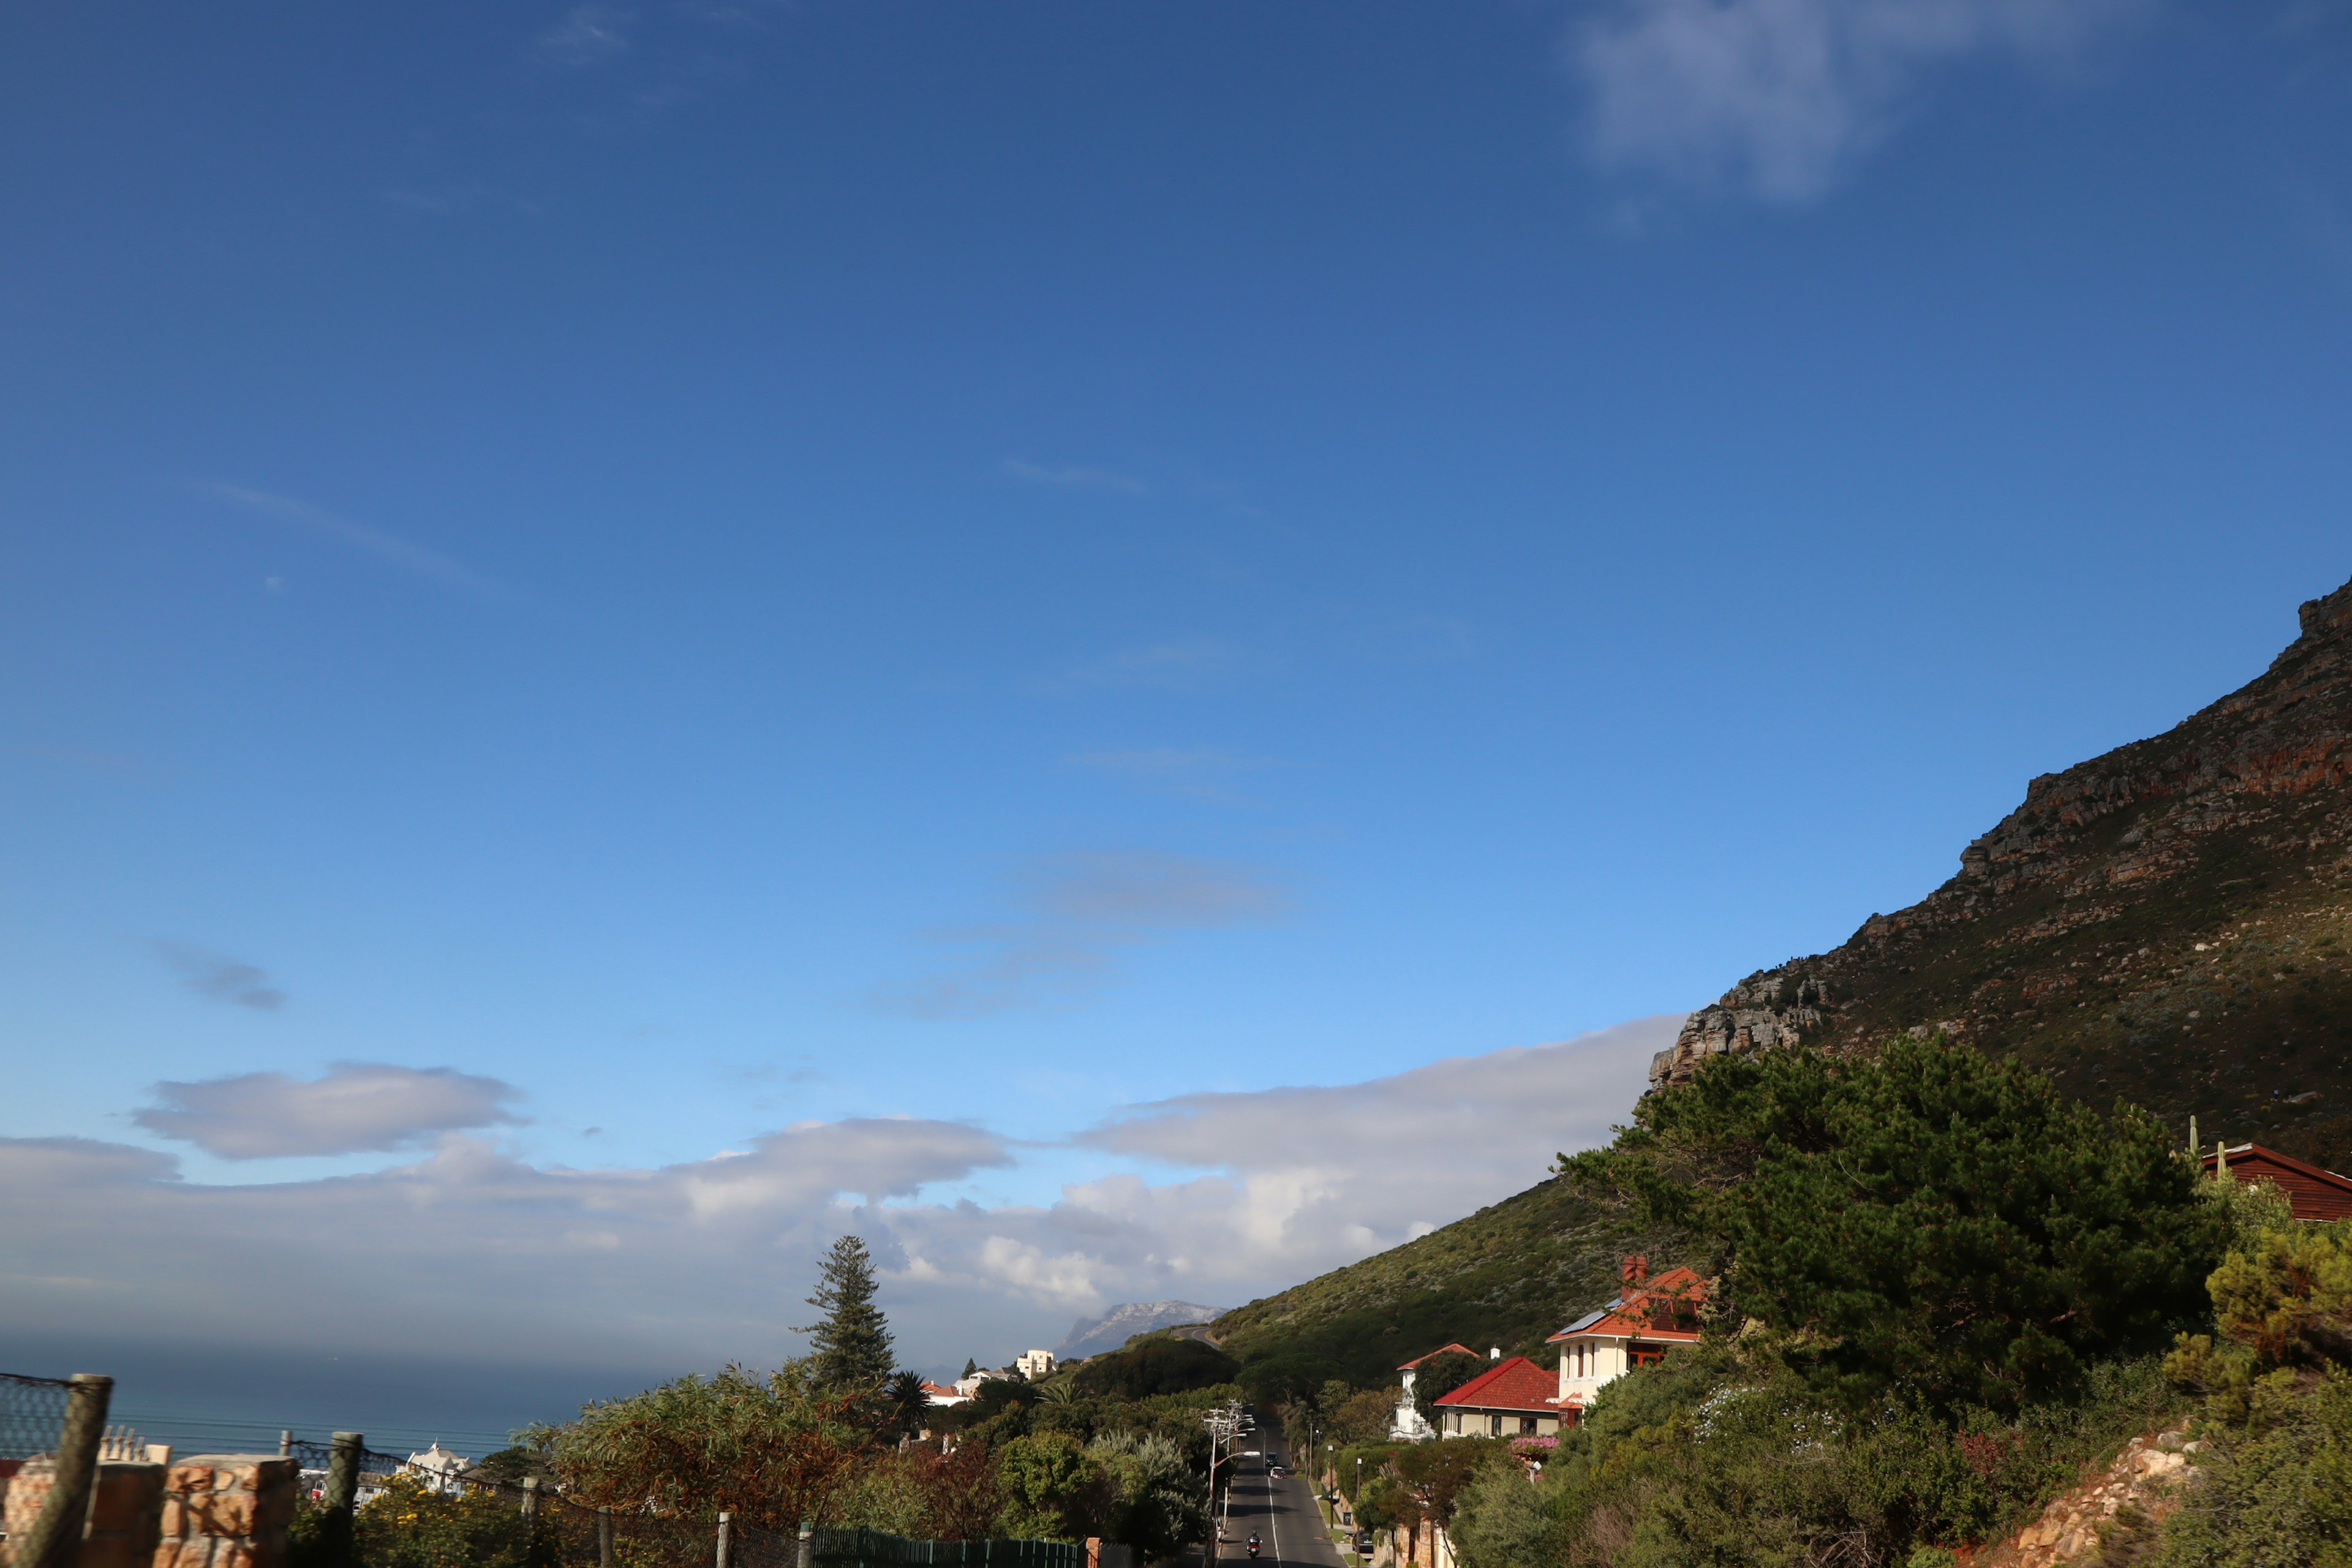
[717,1510,734,1568]
[17,1373,112,1568]
[279,1430,293,1458]
[598,1504,614,1568]
[797,1518,815,1568]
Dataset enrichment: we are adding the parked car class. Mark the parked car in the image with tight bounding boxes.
[1354,1534,1376,1556]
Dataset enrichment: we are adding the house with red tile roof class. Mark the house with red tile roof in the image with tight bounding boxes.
[2201,1142,2352,1223]
[1428,1356,1567,1439]
[1546,1256,1705,1414]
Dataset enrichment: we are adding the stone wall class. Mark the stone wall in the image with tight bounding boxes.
[156,1456,297,1568]
[1,1458,168,1568]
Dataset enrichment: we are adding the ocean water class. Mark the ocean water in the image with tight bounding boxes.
[2,1339,679,1468]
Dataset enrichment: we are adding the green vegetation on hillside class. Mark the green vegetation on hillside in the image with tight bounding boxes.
[1443,1038,2224,1568]
[1211,1172,1688,1386]
[1567,1035,2222,1411]
[1068,1336,1237,1400]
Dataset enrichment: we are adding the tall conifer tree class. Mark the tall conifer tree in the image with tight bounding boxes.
[796,1234,895,1391]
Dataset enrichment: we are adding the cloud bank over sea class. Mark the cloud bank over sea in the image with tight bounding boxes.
[0,1016,1677,1380]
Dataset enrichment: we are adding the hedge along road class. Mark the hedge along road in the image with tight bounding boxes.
[1214,1423,1345,1568]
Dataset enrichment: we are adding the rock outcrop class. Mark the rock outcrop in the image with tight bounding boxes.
[1972,1427,2199,1568]
[1649,572,2352,1171]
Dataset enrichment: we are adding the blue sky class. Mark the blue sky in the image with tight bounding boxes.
[5,0,2352,1389]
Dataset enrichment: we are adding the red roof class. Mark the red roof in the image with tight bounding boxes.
[2202,1143,2352,1223]
[1430,1356,1560,1415]
[1398,1343,1481,1372]
[1548,1267,1708,1345]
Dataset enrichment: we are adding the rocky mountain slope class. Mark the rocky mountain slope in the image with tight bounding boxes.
[1212,571,2352,1382]
[1651,570,2352,1170]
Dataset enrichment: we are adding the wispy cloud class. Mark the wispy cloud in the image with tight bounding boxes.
[134,1061,525,1159]
[1001,459,1147,495]
[1053,639,1242,694]
[871,851,1291,1018]
[1572,0,2146,203]
[537,3,635,67]
[1068,748,1275,807]
[148,942,286,1012]
[194,484,496,597]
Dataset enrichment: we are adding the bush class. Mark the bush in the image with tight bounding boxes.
[2155,1218,2352,1567]
[995,1433,1105,1543]
[531,1362,861,1531]
[336,1474,558,1568]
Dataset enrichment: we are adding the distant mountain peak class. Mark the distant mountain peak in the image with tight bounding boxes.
[1057,1300,1226,1359]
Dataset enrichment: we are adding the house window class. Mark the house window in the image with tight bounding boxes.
[1520,1417,1538,1434]
[1629,1347,1664,1369]
[1489,1414,1502,1436]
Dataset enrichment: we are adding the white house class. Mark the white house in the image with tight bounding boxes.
[1015,1349,1058,1380]
[1547,1257,1705,1417]
[402,1444,473,1495]
[1388,1343,1480,1441]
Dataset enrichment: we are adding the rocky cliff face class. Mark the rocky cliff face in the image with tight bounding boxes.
[1651,573,2352,1170]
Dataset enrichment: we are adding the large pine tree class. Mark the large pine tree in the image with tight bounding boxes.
[796,1234,895,1392]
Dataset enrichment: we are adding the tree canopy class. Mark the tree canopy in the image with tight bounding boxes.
[798,1235,896,1393]
[1562,1034,2225,1410]
[1070,1338,1238,1400]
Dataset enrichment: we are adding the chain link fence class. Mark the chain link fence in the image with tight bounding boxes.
[0,1373,74,1464]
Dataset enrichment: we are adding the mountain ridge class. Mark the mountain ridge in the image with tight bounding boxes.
[1213,568,2352,1377]
[1650,568,2352,1169]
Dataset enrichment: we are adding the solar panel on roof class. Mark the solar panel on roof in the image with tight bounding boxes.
[1557,1310,1606,1333]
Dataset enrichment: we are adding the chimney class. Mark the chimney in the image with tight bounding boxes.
[1621,1254,1649,1285]
[1489,1348,1501,1360]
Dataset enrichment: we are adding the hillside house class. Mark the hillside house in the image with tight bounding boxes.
[1429,1356,1566,1438]
[1389,1343,1481,1441]
[922,1381,968,1406]
[2201,1142,2352,1222]
[1015,1349,1058,1379]
[1547,1257,1705,1415]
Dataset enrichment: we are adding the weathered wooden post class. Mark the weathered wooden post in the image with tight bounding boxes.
[311,1430,364,1568]
[797,1518,815,1568]
[717,1509,734,1568]
[597,1504,614,1568]
[17,1373,113,1568]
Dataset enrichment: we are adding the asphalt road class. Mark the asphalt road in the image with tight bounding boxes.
[1212,1427,1346,1568]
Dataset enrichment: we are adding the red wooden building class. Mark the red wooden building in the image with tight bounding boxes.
[2201,1142,2352,1223]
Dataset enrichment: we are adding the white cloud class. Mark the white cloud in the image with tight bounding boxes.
[148,942,286,1012]
[1054,639,1242,693]
[195,484,496,596]
[133,1062,526,1159]
[1068,749,1275,807]
[2,1019,1678,1378]
[1001,459,1146,494]
[537,3,635,67]
[871,852,1291,1017]
[1572,0,2144,202]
